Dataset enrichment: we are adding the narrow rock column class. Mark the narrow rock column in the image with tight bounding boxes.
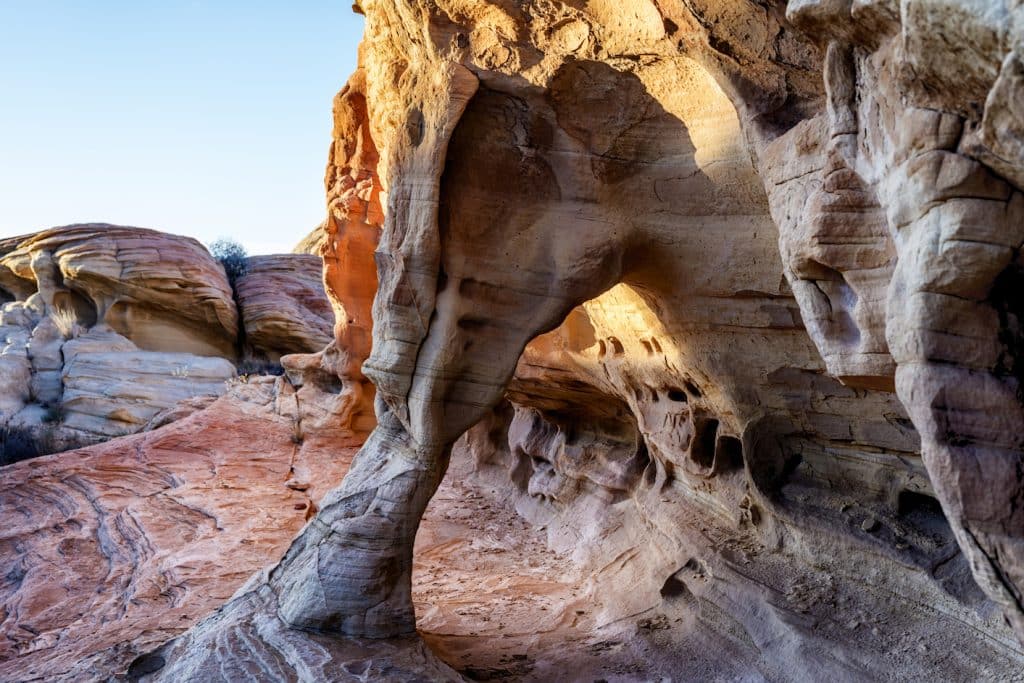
[267,52,481,637]
[272,410,449,637]
[885,140,1024,635]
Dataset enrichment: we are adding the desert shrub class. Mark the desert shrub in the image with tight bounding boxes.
[49,306,80,339]
[0,425,61,466]
[209,238,249,287]
[236,359,285,377]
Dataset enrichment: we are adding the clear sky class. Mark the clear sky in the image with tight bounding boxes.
[0,2,364,255]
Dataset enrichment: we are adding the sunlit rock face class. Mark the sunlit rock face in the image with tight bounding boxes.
[0,226,346,452]
[121,0,1024,679]
[0,226,239,451]
[235,254,334,360]
[0,377,411,681]
[0,224,239,357]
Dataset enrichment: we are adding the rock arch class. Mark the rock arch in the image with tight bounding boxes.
[139,1,1024,676]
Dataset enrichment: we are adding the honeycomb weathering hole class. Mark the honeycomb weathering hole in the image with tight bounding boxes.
[690,417,719,469]
[666,388,687,402]
[715,435,744,472]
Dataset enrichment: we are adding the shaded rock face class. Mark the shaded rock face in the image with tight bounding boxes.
[235,254,334,361]
[132,0,1024,679]
[0,224,238,358]
[765,2,1024,638]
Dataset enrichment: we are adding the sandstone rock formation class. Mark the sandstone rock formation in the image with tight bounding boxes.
[0,226,341,455]
[61,330,237,437]
[7,0,1024,680]
[0,224,238,358]
[235,254,334,360]
[126,0,1024,679]
[0,226,241,456]
[766,3,1024,641]
[0,377,450,681]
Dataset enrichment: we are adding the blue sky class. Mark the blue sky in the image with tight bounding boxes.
[0,2,363,254]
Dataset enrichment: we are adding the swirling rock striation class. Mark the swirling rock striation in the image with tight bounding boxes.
[135,0,1024,679]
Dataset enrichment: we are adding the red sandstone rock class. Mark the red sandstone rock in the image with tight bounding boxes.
[0,381,356,681]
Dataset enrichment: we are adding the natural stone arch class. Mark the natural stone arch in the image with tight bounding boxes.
[134,1,1024,676]
[138,31,802,679]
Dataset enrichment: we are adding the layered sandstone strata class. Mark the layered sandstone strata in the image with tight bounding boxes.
[0,226,339,451]
[0,224,238,358]
[0,226,241,452]
[0,376,440,681]
[5,0,1024,680]
[235,254,334,360]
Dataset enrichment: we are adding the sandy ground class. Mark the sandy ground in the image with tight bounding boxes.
[414,457,687,683]
[412,455,1024,683]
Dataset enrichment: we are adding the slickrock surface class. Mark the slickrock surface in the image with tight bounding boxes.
[235,254,334,360]
[0,379,360,682]
[3,392,1022,681]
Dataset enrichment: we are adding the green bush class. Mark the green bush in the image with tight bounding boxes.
[209,238,249,287]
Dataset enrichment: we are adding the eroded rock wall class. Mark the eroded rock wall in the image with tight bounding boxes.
[0,224,239,358]
[0,226,240,453]
[767,1,1024,637]
[123,0,1024,679]
[0,226,342,454]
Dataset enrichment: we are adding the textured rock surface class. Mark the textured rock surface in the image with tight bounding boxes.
[0,378,450,681]
[5,414,1022,681]
[0,226,242,452]
[0,225,342,452]
[235,254,334,360]
[9,0,1024,679]
[769,1,1024,639]
[61,330,236,437]
[133,1,1024,677]
[0,224,238,357]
